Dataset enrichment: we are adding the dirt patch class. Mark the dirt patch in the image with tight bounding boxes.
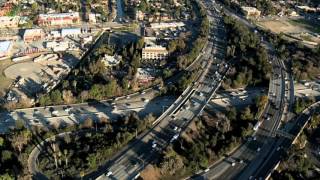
[258,19,303,34]
[0,59,14,95]
[140,164,161,180]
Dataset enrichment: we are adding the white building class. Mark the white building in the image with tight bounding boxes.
[142,46,168,60]
[0,41,12,59]
[61,28,81,37]
[45,41,69,52]
[150,22,185,29]
[241,6,261,19]
[137,68,155,83]
[0,16,20,28]
[101,54,121,67]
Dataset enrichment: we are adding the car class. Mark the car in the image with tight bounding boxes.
[257,147,261,152]
[52,110,59,115]
[105,171,112,177]
[126,96,130,99]
[231,162,236,166]
[64,108,71,113]
[141,91,146,95]
[239,159,244,164]
[173,134,179,139]
[173,126,178,131]
[143,99,149,103]
[276,146,281,151]
[266,117,271,121]
[170,137,176,143]
[204,168,210,172]
[152,142,157,149]
[253,136,257,141]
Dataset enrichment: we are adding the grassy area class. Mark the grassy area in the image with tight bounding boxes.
[289,19,320,33]
[0,59,14,95]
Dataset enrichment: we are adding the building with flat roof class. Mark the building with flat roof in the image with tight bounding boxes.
[101,54,121,67]
[142,46,168,60]
[241,6,261,19]
[0,16,20,28]
[45,41,69,52]
[61,28,81,37]
[150,22,185,29]
[23,28,44,42]
[0,41,12,58]
[37,12,80,26]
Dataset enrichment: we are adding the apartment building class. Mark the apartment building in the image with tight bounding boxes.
[23,28,45,42]
[142,46,168,60]
[37,12,80,26]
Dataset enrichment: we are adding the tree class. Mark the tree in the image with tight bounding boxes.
[240,107,254,121]
[136,38,144,49]
[1,150,12,162]
[87,154,97,169]
[50,90,63,105]
[62,90,74,104]
[0,137,4,147]
[11,129,31,154]
[160,146,184,175]
[39,95,51,106]
[82,118,93,129]
[80,91,89,102]
[226,107,237,121]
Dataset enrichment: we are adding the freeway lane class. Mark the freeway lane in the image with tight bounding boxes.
[191,1,295,178]
[254,102,320,179]
[90,1,228,179]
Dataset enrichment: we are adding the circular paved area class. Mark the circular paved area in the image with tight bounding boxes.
[4,62,44,81]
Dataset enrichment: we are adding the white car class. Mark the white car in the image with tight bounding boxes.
[106,171,112,177]
[52,110,59,115]
[204,168,210,172]
[173,126,178,131]
[152,143,157,149]
[257,147,261,152]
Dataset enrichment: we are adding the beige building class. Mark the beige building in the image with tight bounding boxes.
[37,12,80,26]
[142,46,168,60]
[241,6,261,19]
[0,16,20,28]
[23,28,45,42]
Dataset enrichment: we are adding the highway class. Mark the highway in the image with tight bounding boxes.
[190,1,295,179]
[88,1,228,179]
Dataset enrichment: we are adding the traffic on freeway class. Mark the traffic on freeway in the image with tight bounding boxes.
[90,1,229,179]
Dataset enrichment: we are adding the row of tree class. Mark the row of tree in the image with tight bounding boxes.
[38,112,155,179]
[223,15,272,89]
